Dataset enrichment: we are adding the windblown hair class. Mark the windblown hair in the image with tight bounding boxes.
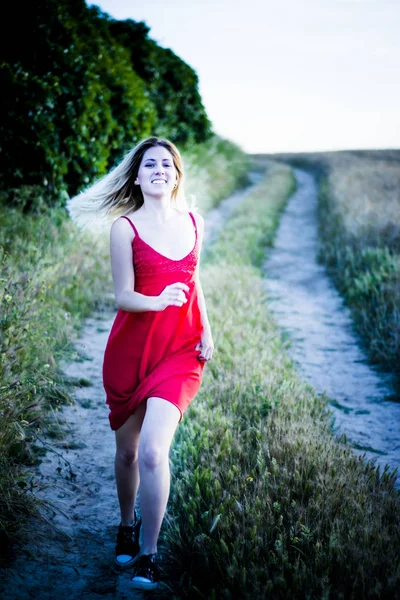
[67,137,189,231]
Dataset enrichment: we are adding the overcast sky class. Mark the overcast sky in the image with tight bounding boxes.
[87,0,400,154]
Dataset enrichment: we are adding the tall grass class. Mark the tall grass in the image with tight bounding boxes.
[159,163,400,599]
[0,206,112,548]
[0,138,249,553]
[256,150,400,386]
[317,154,400,377]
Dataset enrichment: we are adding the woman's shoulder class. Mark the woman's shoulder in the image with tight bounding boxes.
[175,207,202,223]
[111,214,137,238]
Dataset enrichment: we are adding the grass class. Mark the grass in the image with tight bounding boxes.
[265,150,400,387]
[158,162,400,599]
[0,139,249,554]
[0,206,112,549]
[184,136,251,214]
[317,154,400,379]
[3,147,399,596]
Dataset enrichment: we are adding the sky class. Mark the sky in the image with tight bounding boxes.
[87,0,400,154]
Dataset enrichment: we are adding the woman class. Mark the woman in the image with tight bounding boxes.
[74,137,213,590]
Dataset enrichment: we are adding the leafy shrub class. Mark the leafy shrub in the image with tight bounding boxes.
[1,0,211,211]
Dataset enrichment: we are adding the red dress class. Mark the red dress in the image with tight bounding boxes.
[103,212,204,430]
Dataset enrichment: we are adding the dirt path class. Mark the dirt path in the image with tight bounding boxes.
[0,176,260,600]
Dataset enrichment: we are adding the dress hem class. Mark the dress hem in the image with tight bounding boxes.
[108,395,184,430]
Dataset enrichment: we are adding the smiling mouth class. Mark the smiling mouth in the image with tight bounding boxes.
[151,179,167,184]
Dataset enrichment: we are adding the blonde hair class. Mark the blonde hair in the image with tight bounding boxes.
[67,137,189,231]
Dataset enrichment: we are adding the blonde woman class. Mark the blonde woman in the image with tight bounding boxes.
[69,137,213,590]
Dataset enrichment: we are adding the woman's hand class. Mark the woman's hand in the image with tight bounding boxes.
[156,282,189,311]
[196,328,214,362]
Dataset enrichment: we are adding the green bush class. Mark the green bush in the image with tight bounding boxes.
[1,0,211,210]
[107,19,212,146]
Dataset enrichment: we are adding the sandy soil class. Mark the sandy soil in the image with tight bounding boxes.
[0,178,260,600]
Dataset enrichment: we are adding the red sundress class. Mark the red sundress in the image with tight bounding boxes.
[103,211,204,430]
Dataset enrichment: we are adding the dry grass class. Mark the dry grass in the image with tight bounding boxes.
[318,153,400,250]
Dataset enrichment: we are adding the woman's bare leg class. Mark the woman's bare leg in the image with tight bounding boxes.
[138,397,181,555]
[115,401,147,526]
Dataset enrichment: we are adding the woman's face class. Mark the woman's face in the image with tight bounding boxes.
[135,145,178,199]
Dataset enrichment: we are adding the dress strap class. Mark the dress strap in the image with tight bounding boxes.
[120,215,139,237]
[188,212,197,232]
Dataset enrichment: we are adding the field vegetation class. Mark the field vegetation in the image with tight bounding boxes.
[254,150,400,390]
[2,155,399,597]
[160,161,400,599]
[317,152,400,380]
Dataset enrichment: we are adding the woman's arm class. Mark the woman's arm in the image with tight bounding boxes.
[194,213,214,361]
[110,218,188,312]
